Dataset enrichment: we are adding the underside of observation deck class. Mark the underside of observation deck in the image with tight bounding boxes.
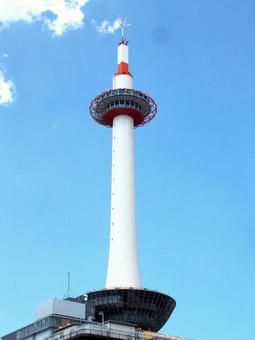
[74,288,176,332]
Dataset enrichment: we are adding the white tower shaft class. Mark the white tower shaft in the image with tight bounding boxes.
[106,115,141,288]
[106,42,141,288]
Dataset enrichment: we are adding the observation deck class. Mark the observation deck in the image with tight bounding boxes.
[89,89,157,128]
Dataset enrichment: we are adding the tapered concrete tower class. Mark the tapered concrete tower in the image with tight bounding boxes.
[90,37,156,289]
[89,32,176,331]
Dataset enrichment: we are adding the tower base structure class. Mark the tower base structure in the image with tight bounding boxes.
[1,293,186,340]
[75,288,176,332]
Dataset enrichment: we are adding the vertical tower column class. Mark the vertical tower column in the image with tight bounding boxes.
[89,37,176,331]
[106,114,141,288]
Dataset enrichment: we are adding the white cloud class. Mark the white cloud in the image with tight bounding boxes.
[0,69,15,106]
[92,17,123,34]
[0,0,89,36]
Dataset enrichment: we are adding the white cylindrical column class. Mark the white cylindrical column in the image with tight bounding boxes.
[113,74,133,89]
[106,114,141,288]
[112,41,133,89]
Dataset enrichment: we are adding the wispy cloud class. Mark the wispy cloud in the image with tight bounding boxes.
[0,69,15,106]
[0,0,90,36]
[92,17,124,35]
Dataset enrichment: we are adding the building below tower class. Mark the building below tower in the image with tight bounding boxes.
[1,297,190,340]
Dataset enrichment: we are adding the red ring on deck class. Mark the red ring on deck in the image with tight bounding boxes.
[89,89,157,128]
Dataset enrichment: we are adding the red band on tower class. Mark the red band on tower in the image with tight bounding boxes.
[118,62,129,74]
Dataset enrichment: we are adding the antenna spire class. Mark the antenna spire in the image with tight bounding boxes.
[120,17,127,44]
[121,17,125,39]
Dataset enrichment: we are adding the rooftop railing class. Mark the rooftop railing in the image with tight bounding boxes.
[45,322,191,340]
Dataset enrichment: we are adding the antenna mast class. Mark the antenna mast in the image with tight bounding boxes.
[121,17,127,43]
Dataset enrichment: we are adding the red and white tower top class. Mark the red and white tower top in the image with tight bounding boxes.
[90,27,157,127]
[112,38,133,90]
[116,18,131,76]
[117,39,130,75]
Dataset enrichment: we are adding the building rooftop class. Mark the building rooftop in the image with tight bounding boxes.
[2,311,191,340]
[43,320,191,340]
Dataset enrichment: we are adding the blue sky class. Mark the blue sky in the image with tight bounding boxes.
[0,1,254,339]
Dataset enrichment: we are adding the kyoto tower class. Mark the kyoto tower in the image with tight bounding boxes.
[2,23,189,340]
[88,26,176,331]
